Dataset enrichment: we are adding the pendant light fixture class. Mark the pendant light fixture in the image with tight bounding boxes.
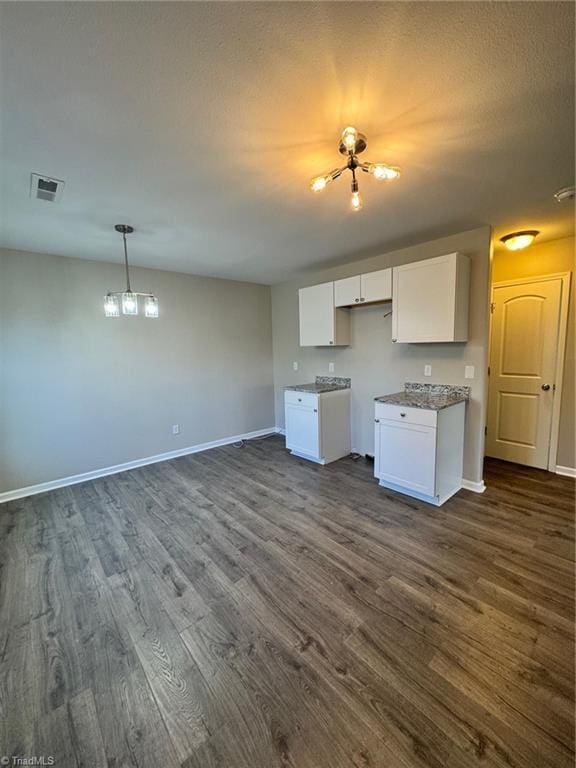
[104,225,159,317]
[310,126,400,211]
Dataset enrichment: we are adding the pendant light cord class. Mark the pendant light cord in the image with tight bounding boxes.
[122,231,132,292]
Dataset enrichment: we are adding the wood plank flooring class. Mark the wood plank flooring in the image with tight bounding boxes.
[0,436,574,767]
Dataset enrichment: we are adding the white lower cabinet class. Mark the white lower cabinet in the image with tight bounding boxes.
[374,401,465,505]
[285,389,351,464]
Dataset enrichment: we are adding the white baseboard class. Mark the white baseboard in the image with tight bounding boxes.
[461,478,487,493]
[0,427,279,504]
[276,427,286,436]
[556,465,576,478]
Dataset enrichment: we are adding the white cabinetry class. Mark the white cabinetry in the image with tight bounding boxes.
[334,268,392,307]
[285,389,351,464]
[299,282,350,347]
[374,401,465,505]
[392,253,470,343]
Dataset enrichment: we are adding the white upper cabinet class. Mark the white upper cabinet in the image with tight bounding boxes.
[392,253,470,343]
[361,268,392,304]
[299,282,350,347]
[334,268,392,307]
[334,276,361,307]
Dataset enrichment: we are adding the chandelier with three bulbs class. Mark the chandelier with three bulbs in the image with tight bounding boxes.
[310,126,400,211]
[104,225,159,318]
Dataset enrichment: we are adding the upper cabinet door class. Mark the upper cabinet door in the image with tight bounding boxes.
[361,268,392,303]
[392,253,470,343]
[334,276,361,306]
[299,282,350,347]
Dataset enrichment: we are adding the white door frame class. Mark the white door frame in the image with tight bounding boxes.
[489,271,571,472]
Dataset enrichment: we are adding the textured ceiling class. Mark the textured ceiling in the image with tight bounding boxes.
[0,2,574,283]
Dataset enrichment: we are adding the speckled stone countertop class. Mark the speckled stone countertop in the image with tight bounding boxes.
[375,382,470,410]
[285,376,351,394]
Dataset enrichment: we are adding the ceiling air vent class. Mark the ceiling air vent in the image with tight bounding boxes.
[30,173,65,202]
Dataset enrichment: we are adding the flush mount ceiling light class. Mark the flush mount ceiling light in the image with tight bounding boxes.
[554,186,575,203]
[499,230,540,251]
[310,126,400,212]
[104,225,159,318]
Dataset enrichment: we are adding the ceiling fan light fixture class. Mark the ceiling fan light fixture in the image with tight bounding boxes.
[500,230,540,251]
[310,127,400,211]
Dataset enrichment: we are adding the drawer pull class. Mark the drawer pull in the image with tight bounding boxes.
[400,412,406,417]
[298,398,302,402]
[355,298,359,303]
[314,408,318,413]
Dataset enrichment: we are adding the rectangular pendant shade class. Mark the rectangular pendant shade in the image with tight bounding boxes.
[145,295,159,318]
[104,294,120,317]
[122,292,138,315]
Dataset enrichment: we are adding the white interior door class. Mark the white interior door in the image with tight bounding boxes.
[486,278,562,468]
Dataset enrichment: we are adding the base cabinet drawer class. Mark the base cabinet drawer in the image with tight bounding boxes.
[375,402,437,427]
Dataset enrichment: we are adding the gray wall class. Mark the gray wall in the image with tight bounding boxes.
[0,248,274,493]
[271,227,492,484]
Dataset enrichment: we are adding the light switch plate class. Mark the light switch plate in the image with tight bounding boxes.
[328,362,335,373]
[292,361,298,371]
[424,365,432,377]
[464,365,475,379]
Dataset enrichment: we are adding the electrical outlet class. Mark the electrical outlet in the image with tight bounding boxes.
[328,362,335,373]
[292,361,298,371]
[172,424,180,435]
[424,365,432,377]
[464,365,475,379]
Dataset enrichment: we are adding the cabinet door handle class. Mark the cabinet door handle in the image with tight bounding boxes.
[329,341,334,345]
[360,297,365,302]
[541,384,551,391]
[374,419,380,423]
[400,412,406,417]
[298,398,302,402]
[354,298,359,303]
[314,408,318,413]
[392,338,397,343]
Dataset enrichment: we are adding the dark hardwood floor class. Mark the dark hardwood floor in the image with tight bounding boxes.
[0,436,574,768]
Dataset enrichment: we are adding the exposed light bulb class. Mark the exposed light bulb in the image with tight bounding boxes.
[350,190,363,211]
[370,164,401,181]
[310,175,329,193]
[341,126,358,152]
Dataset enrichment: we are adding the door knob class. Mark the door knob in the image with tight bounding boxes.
[541,384,551,391]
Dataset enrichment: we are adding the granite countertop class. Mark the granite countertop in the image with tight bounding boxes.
[285,375,351,394]
[374,382,470,411]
